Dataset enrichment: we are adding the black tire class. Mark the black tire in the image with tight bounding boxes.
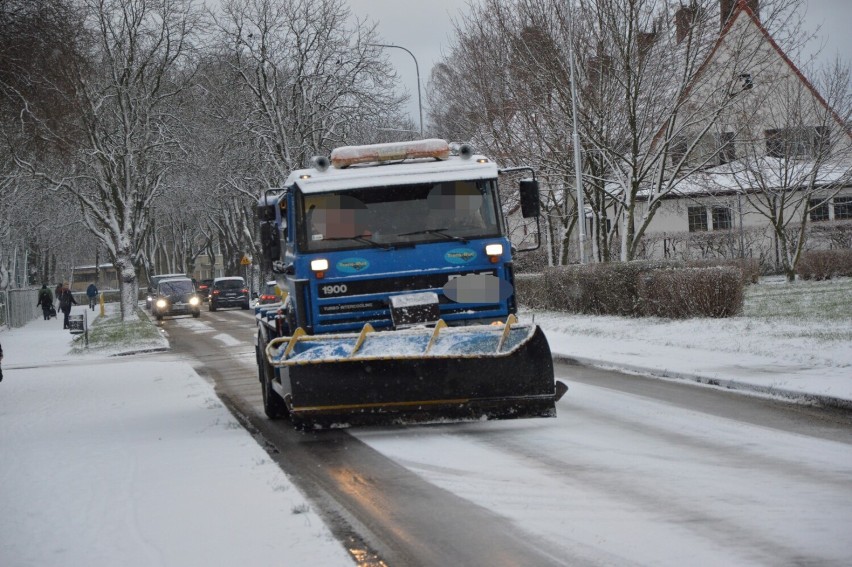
[241,302,250,310]
[192,310,200,318]
[209,301,216,312]
[156,313,163,321]
[259,335,288,420]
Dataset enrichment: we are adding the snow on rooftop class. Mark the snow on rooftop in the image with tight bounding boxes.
[637,157,852,198]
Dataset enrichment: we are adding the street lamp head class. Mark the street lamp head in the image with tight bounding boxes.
[366,43,423,139]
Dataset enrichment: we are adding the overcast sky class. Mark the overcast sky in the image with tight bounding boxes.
[345,0,851,129]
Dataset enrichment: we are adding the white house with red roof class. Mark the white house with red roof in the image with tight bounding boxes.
[636,0,852,268]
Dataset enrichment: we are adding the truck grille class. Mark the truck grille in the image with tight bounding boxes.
[317,269,497,299]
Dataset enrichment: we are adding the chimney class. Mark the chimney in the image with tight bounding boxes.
[721,0,759,29]
[675,5,695,44]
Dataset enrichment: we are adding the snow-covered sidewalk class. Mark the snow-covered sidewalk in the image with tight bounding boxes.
[0,308,352,566]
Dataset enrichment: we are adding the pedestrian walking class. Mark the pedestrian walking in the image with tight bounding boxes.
[54,282,63,309]
[57,283,77,329]
[36,284,54,320]
[0,341,3,382]
[86,282,99,311]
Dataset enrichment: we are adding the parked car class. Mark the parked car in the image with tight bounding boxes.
[152,277,201,320]
[197,278,214,301]
[146,272,187,310]
[257,280,284,305]
[209,277,250,311]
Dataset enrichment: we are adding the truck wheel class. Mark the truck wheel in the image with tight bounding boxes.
[259,340,287,420]
[156,313,163,321]
[209,302,216,312]
[192,310,200,318]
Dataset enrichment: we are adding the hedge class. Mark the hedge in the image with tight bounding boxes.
[796,249,852,280]
[515,260,744,318]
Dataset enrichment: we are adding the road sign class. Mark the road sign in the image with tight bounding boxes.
[240,255,252,266]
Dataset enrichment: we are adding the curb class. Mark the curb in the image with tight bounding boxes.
[553,354,852,412]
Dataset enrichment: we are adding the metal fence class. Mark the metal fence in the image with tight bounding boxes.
[1,289,129,329]
[1,288,40,329]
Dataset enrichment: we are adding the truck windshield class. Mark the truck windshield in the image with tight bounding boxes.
[297,179,503,252]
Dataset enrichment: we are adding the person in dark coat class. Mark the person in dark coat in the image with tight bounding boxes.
[57,283,77,329]
[54,283,63,309]
[0,341,3,382]
[86,282,99,311]
[36,284,54,320]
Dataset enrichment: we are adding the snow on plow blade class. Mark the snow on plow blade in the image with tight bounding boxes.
[265,316,567,426]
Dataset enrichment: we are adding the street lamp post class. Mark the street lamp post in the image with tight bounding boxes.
[368,43,423,138]
[567,13,586,264]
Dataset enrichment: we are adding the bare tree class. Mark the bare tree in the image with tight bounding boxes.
[212,0,406,179]
[0,0,81,290]
[428,0,810,265]
[714,57,852,280]
[572,0,801,261]
[11,0,204,320]
[427,0,582,265]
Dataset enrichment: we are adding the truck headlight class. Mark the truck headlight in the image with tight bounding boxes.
[485,243,503,256]
[485,243,503,263]
[311,258,329,279]
[156,299,167,308]
[189,297,200,306]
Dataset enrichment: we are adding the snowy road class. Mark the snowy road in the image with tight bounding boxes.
[162,310,852,566]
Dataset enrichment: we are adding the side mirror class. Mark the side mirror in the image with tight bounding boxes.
[272,261,294,275]
[519,179,540,218]
[260,222,281,266]
[257,204,276,222]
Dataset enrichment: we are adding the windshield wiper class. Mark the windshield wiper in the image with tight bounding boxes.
[397,228,469,243]
[321,235,394,250]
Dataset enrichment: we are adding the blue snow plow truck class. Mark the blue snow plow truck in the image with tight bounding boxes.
[254,139,567,428]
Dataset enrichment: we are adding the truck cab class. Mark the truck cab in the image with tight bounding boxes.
[258,139,540,337]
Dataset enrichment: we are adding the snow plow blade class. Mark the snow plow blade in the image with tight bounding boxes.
[265,316,566,427]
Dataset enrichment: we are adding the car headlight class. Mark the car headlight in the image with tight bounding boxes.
[189,296,200,306]
[156,299,167,308]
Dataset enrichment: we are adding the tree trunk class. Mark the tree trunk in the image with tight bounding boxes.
[115,252,139,322]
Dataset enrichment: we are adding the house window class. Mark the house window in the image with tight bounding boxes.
[809,198,830,222]
[833,196,852,220]
[717,132,736,164]
[688,206,708,232]
[765,127,830,159]
[712,206,732,230]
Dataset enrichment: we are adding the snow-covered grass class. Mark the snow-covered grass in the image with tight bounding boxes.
[69,307,167,355]
[745,275,852,321]
[531,276,852,403]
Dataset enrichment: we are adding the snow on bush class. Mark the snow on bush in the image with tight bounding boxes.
[796,249,852,280]
[516,261,744,318]
[638,266,744,318]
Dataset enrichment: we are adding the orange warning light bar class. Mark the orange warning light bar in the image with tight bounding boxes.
[330,139,450,169]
